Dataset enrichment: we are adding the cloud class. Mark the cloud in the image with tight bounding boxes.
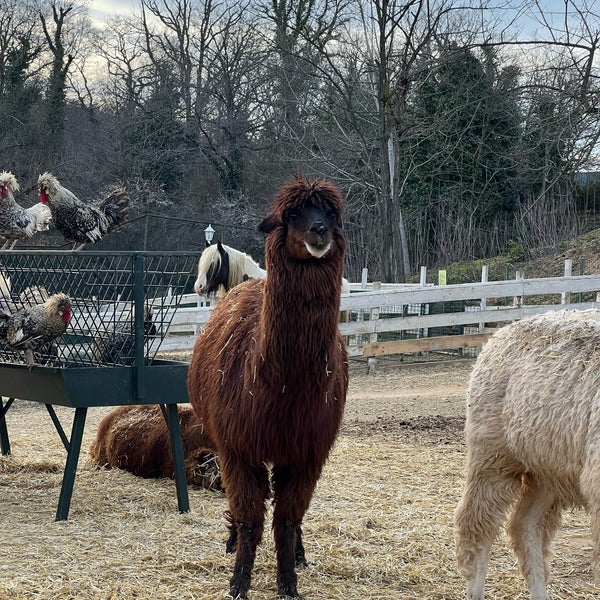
[88,0,138,23]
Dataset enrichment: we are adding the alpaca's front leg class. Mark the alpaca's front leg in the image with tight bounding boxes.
[274,519,302,598]
[229,522,262,599]
[223,461,270,600]
[272,466,318,599]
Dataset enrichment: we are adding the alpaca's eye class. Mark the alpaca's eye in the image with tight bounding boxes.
[328,210,338,223]
[286,210,299,223]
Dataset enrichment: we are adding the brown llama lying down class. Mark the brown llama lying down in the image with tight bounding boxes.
[455,308,600,600]
[89,404,222,492]
[188,175,349,599]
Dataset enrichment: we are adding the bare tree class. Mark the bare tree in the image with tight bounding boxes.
[137,0,271,195]
[39,1,76,148]
[0,0,42,170]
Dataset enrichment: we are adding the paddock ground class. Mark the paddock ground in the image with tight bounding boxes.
[0,356,595,599]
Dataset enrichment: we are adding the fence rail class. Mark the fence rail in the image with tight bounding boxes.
[153,263,600,358]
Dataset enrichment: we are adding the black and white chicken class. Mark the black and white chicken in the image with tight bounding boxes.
[0,292,71,368]
[91,305,157,365]
[0,172,52,249]
[37,172,130,250]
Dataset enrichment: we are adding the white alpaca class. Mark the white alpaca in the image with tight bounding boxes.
[455,308,600,600]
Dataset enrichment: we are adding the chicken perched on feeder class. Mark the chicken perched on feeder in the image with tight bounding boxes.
[0,171,52,249]
[0,293,71,368]
[91,304,157,365]
[37,172,130,250]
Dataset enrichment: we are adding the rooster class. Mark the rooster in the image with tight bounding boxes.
[0,172,52,249]
[0,292,71,368]
[37,172,130,251]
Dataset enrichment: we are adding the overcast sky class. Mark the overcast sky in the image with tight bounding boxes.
[88,0,139,21]
[84,0,598,50]
[86,0,596,26]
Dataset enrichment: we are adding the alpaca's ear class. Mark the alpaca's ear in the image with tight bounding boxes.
[258,214,279,234]
[205,240,210,247]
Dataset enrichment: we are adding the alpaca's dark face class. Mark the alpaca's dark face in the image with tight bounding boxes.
[286,204,340,260]
[259,202,343,262]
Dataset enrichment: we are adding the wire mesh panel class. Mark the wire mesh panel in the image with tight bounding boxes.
[0,251,200,368]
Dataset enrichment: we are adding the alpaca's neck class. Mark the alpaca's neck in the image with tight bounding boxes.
[259,258,342,373]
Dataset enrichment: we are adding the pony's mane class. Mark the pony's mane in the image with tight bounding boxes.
[225,245,264,288]
[198,244,223,275]
[196,243,266,297]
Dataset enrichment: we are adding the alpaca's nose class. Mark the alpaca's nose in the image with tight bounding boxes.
[311,220,328,236]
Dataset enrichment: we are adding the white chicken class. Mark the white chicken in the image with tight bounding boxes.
[0,172,52,249]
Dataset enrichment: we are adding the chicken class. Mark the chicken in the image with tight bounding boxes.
[91,304,157,365]
[37,172,130,251]
[0,172,52,249]
[18,285,50,305]
[0,269,11,304]
[0,293,71,368]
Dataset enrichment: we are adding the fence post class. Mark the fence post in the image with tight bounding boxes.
[361,267,368,289]
[561,259,572,305]
[367,281,381,374]
[479,265,488,333]
[350,268,370,348]
[513,271,523,308]
[419,267,428,340]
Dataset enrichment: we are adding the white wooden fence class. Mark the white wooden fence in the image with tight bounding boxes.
[152,260,600,359]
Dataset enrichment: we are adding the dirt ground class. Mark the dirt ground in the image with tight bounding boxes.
[343,355,469,437]
[0,354,596,600]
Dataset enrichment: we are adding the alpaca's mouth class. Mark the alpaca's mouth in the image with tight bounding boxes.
[305,240,332,258]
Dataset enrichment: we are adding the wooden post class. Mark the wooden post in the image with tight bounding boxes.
[479,265,488,333]
[513,271,523,308]
[368,281,381,374]
[419,266,427,340]
[351,268,370,348]
[561,259,572,305]
[361,267,368,289]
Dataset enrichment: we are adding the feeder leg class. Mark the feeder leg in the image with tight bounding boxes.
[55,407,87,521]
[165,403,190,514]
[0,397,14,455]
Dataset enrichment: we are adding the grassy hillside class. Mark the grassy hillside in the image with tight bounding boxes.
[433,228,600,284]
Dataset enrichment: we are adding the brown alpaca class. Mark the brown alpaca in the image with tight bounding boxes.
[188,175,348,599]
[89,404,222,491]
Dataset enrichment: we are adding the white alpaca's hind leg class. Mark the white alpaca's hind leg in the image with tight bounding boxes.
[455,468,521,600]
[581,467,600,584]
[507,476,557,600]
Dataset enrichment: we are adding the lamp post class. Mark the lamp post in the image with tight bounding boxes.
[204,224,215,245]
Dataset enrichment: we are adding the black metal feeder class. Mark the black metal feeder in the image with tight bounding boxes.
[0,250,200,520]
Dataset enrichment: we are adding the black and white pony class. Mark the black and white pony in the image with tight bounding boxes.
[194,240,351,319]
[194,240,266,298]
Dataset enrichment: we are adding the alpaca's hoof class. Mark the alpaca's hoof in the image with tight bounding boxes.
[228,574,250,600]
[277,579,302,599]
[295,555,308,569]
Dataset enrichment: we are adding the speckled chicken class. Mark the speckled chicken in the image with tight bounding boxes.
[0,293,71,368]
[37,172,130,251]
[0,172,52,249]
[91,305,157,365]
